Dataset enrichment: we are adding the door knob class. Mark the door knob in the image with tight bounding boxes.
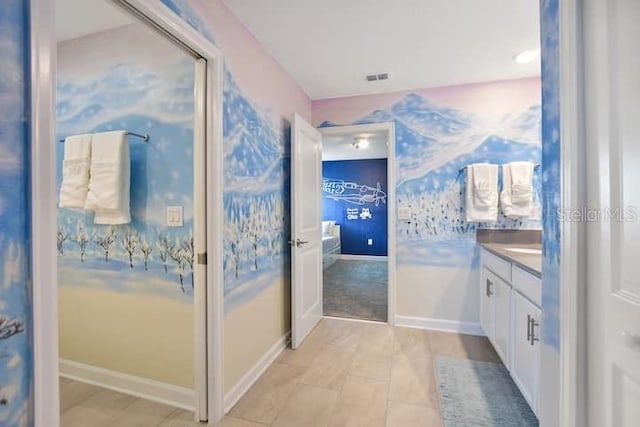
[290,238,309,247]
[622,331,640,350]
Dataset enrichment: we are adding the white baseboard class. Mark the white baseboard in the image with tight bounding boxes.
[322,315,386,325]
[337,254,388,261]
[395,315,484,336]
[223,331,290,414]
[59,359,195,411]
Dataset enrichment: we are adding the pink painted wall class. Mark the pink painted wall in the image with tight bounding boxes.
[312,77,540,126]
[194,0,311,122]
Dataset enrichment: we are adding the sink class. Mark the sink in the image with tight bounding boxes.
[504,247,542,255]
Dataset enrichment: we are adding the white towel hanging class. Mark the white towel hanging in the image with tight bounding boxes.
[501,161,535,218]
[85,131,131,225]
[59,134,92,209]
[465,163,499,222]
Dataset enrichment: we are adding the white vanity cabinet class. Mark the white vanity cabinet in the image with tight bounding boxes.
[480,248,541,418]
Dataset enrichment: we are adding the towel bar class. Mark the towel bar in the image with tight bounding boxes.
[59,131,149,143]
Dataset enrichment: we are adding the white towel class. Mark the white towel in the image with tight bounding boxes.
[501,161,534,218]
[85,131,131,225]
[465,163,499,222]
[59,134,92,209]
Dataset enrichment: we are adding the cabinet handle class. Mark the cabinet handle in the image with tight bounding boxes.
[530,316,540,346]
[486,279,493,297]
[526,314,532,342]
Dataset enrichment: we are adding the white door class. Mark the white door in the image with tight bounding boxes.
[511,291,540,415]
[584,1,640,425]
[291,113,323,349]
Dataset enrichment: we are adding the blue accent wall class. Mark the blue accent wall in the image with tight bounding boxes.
[0,1,32,425]
[323,159,388,256]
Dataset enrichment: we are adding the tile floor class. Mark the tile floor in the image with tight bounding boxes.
[60,318,500,426]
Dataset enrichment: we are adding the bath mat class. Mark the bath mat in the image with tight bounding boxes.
[435,357,538,427]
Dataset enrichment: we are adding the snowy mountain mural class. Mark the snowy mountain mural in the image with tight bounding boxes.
[0,1,32,426]
[57,16,294,311]
[57,28,198,300]
[221,68,292,310]
[319,92,542,267]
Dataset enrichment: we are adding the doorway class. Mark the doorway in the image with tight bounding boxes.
[320,126,392,322]
[32,0,225,425]
[289,119,396,348]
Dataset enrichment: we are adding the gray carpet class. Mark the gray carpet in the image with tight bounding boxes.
[323,259,388,322]
[435,357,538,427]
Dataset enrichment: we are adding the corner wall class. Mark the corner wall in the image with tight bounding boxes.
[0,1,32,425]
[159,0,312,394]
[539,0,561,424]
[313,78,542,327]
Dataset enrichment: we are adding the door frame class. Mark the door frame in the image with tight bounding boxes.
[319,122,397,325]
[558,0,587,425]
[29,0,226,424]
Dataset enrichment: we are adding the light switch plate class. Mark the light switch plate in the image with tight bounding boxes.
[166,206,184,227]
[397,206,412,221]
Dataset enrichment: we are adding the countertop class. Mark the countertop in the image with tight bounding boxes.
[480,243,542,278]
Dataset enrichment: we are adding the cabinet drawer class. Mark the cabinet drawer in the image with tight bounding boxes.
[482,249,512,282]
[512,266,541,307]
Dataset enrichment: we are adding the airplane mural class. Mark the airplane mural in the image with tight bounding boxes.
[322,178,387,206]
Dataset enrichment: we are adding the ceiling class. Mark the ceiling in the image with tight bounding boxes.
[323,130,388,161]
[56,0,133,42]
[223,0,541,100]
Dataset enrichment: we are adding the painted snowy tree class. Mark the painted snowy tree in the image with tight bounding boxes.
[57,228,69,255]
[71,224,90,263]
[157,234,171,274]
[122,230,139,269]
[0,316,24,406]
[140,238,152,271]
[95,228,118,262]
[182,235,194,289]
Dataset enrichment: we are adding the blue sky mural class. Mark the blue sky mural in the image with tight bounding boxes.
[57,26,197,300]
[320,93,542,268]
[0,1,32,425]
[540,0,560,351]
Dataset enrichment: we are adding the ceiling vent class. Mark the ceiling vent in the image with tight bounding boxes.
[365,72,390,82]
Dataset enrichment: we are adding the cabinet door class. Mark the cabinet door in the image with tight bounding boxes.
[493,277,511,367]
[511,290,541,416]
[480,267,495,340]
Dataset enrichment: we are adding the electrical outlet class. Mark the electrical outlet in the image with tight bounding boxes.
[166,206,184,227]
[398,206,412,221]
[367,238,373,245]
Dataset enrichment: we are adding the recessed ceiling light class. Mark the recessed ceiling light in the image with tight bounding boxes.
[351,137,369,149]
[514,49,540,64]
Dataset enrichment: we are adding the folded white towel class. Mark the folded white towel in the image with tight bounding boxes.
[465,163,499,222]
[85,131,131,225]
[59,134,92,209]
[501,161,534,218]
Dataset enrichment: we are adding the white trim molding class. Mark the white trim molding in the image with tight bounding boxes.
[336,254,388,262]
[30,0,59,426]
[223,333,291,414]
[395,315,484,336]
[60,360,196,411]
[558,0,587,426]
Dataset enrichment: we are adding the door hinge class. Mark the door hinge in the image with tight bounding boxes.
[197,252,207,265]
